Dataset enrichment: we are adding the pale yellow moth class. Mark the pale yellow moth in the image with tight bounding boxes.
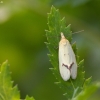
[59,32,77,81]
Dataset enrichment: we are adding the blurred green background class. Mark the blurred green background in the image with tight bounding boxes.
[0,0,100,100]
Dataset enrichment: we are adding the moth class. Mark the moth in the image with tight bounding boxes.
[59,32,77,81]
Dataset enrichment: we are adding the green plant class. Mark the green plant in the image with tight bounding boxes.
[45,6,100,100]
[0,6,100,100]
[0,60,35,100]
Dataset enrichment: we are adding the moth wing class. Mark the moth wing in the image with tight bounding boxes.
[59,64,70,81]
[67,42,77,79]
[59,40,70,81]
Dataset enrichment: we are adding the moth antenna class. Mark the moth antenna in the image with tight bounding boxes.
[72,30,84,35]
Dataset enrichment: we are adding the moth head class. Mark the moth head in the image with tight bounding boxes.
[61,32,66,39]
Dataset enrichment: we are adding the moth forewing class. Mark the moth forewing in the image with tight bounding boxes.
[59,36,70,81]
[67,42,77,79]
[59,32,77,81]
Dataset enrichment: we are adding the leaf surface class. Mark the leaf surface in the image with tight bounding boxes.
[0,60,35,100]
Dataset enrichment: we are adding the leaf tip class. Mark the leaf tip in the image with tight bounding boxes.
[63,93,67,96]
[67,24,71,28]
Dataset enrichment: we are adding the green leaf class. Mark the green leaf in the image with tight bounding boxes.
[25,95,35,100]
[0,60,35,100]
[0,60,20,100]
[74,82,100,100]
[46,6,92,99]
